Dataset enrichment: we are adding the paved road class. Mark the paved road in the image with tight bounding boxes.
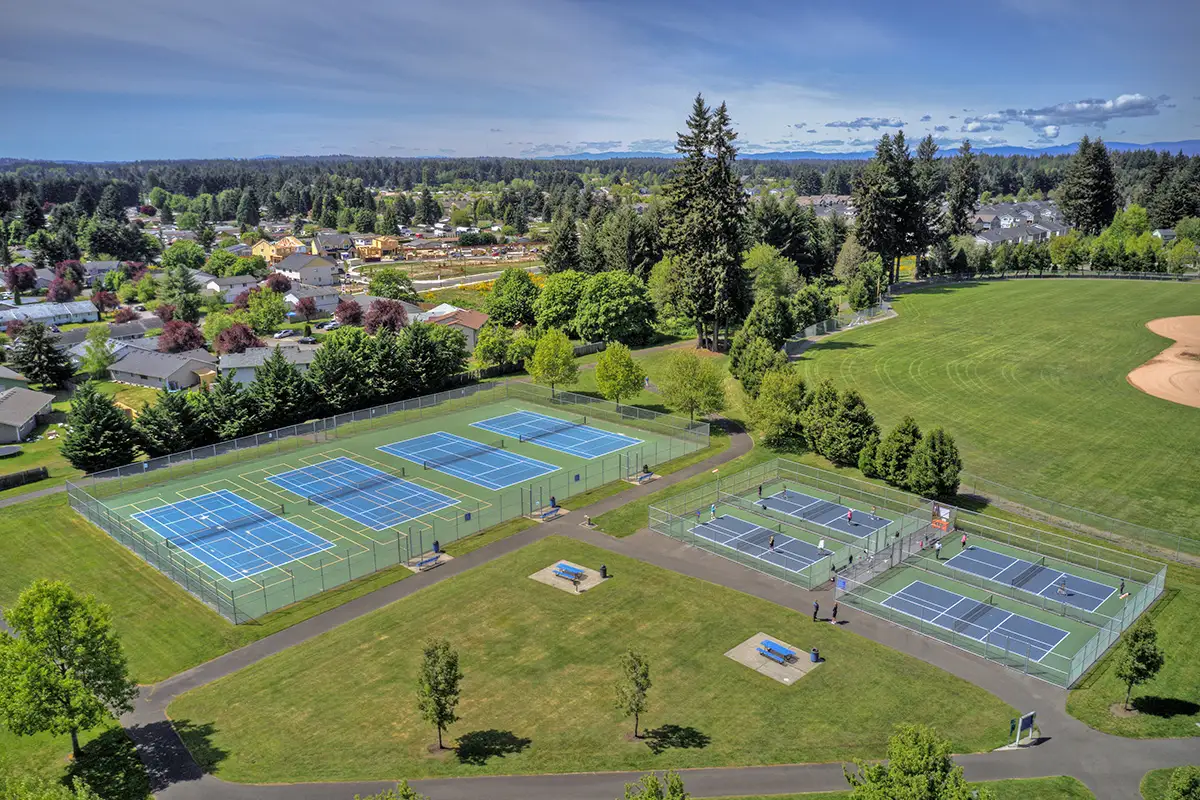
[92,419,1195,799]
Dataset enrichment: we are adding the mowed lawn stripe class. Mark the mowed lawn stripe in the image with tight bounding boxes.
[796,280,1200,540]
[167,536,1014,783]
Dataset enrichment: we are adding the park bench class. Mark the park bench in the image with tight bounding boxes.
[415,554,441,570]
[553,563,586,584]
[758,639,796,664]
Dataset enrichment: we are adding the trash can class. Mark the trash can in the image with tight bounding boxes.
[810,648,819,663]
[432,540,440,554]
[600,564,608,579]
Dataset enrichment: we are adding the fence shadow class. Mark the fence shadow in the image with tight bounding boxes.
[642,723,711,755]
[455,729,532,765]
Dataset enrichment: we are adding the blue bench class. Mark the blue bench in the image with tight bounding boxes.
[760,639,796,662]
[757,647,788,665]
[553,563,586,583]
[415,554,440,570]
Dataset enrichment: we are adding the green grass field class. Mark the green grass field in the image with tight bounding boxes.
[167,537,1015,783]
[794,280,1200,545]
[86,385,705,620]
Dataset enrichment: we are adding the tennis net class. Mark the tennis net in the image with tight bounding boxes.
[1010,557,1048,589]
[309,473,393,505]
[171,509,277,545]
[951,597,995,633]
[519,415,586,444]
[424,439,505,470]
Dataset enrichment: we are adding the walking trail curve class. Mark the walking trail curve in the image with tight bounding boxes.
[117,422,1192,800]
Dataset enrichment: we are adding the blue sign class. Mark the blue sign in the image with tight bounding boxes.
[836,578,847,590]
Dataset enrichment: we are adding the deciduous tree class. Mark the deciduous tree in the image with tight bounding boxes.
[368,267,418,301]
[594,342,646,407]
[844,724,988,800]
[658,350,725,422]
[157,320,205,353]
[526,328,577,394]
[0,581,138,760]
[213,322,264,355]
[364,299,409,335]
[334,296,364,326]
[247,288,288,334]
[1163,766,1200,800]
[263,272,291,293]
[473,323,513,366]
[533,270,584,333]
[751,370,807,449]
[79,325,117,379]
[416,639,463,751]
[484,267,539,327]
[573,271,655,345]
[1114,616,1165,711]
[615,650,652,739]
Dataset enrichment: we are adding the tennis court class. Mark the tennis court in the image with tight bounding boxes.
[379,431,559,490]
[471,410,643,459]
[944,545,1115,613]
[690,513,828,574]
[881,580,1070,662]
[132,490,335,581]
[266,456,459,531]
[761,488,891,539]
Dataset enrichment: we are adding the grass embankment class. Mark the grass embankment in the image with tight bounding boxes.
[794,280,1200,540]
[1140,766,1200,799]
[168,536,1014,783]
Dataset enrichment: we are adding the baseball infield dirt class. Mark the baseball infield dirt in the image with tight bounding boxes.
[1126,316,1200,409]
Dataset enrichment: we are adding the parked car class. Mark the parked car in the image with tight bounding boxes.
[273,329,295,339]
[297,336,317,344]
[323,321,341,331]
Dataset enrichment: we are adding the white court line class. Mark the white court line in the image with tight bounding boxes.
[293,459,457,528]
[690,517,819,569]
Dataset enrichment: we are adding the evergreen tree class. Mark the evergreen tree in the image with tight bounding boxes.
[74,184,97,216]
[248,346,311,430]
[236,187,261,228]
[729,292,793,374]
[801,379,841,455]
[94,185,124,223]
[945,140,982,236]
[912,134,945,267]
[369,327,413,401]
[904,427,962,498]
[750,369,807,449]
[875,416,922,487]
[623,772,689,800]
[191,372,258,441]
[819,389,879,466]
[1059,136,1118,235]
[8,322,74,388]
[60,382,138,472]
[134,389,200,456]
[306,326,373,411]
[416,187,440,227]
[578,216,606,274]
[543,212,581,274]
[857,432,881,478]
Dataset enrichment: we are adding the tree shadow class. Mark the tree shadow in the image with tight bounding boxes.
[66,727,150,800]
[455,729,532,765]
[806,340,874,352]
[642,723,711,755]
[118,718,224,793]
[1132,696,1200,719]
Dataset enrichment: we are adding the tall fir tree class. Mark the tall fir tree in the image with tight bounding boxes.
[134,389,201,456]
[912,134,945,273]
[248,346,311,430]
[8,322,75,388]
[1059,136,1118,235]
[94,185,124,223]
[236,187,261,228]
[60,382,138,473]
[945,140,982,236]
[543,212,581,273]
[852,134,907,285]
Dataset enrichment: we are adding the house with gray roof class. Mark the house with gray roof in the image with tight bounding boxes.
[0,365,30,390]
[311,232,355,259]
[0,301,98,331]
[57,316,164,348]
[204,275,260,302]
[0,387,55,443]
[82,261,123,286]
[275,254,338,287]
[219,344,319,385]
[108,348,217,390]
[284,285,339,316]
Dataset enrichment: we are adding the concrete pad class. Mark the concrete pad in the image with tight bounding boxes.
[529,559,607,594]
[404,551,454,573]
[724,631,821,686]
[623,473,660,486]
[528,507,569,523]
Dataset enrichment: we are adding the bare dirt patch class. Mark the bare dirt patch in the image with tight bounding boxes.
[1126,316,1200,409]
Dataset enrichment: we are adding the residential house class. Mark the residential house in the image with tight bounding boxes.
[343,294,422,321]
[284,285,340,316]
[0,365,30,390]
[0,300,98,331]
[161,229,197,245]
[974,227,1053,247]
[204,275,259,302]
[0,387,55,443]
[33,267,56,290]
[274,254,338,287]
[218,344,319,385]
[108,348,217,390]
[57,316,164,349]
[252,235,308,265]
[190,270,218,286]
[1152,229,1177,245]
[82,260,122,287]
[223,243,252,258]
[424,308,489,350]
[310,232,355,260]
[352,234,401,261]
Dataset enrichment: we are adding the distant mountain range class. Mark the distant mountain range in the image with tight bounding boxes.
[542,140,1200,161]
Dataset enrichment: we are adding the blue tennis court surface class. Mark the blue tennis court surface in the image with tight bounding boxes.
[471,410,642,458]
[266,456,458,531]
[690,514,827,574]
[881,580,1069,662]
[379,432,559,490]
[760,489,891,539]
[944,546,1115,612]
[132,489,334,581]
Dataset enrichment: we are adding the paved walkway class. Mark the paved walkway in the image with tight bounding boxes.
[112,422,1194,800]
[0,482,67,509]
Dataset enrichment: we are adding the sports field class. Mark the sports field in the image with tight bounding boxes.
[71,382,706,621]
[794,280,1200,545]
[166,537,1015,782]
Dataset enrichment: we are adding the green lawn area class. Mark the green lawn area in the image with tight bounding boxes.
[720,775,1095,800]
[794,280,1200,545]
[1141,766,1199,799]
[94,380,162,412]
[167,536,1014,783]
[0,423,74,500]
[1067,559,1200,738]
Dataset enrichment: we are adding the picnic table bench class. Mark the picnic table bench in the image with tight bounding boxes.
[757,639,796,665]
[553,563,586,583]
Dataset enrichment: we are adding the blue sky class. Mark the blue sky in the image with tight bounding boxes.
[1,0,1197,161]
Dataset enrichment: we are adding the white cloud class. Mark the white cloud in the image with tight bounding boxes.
[920,114,932,122]
[963,94,1167,133]
[826,116,906,130]
[934,125,950,132]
